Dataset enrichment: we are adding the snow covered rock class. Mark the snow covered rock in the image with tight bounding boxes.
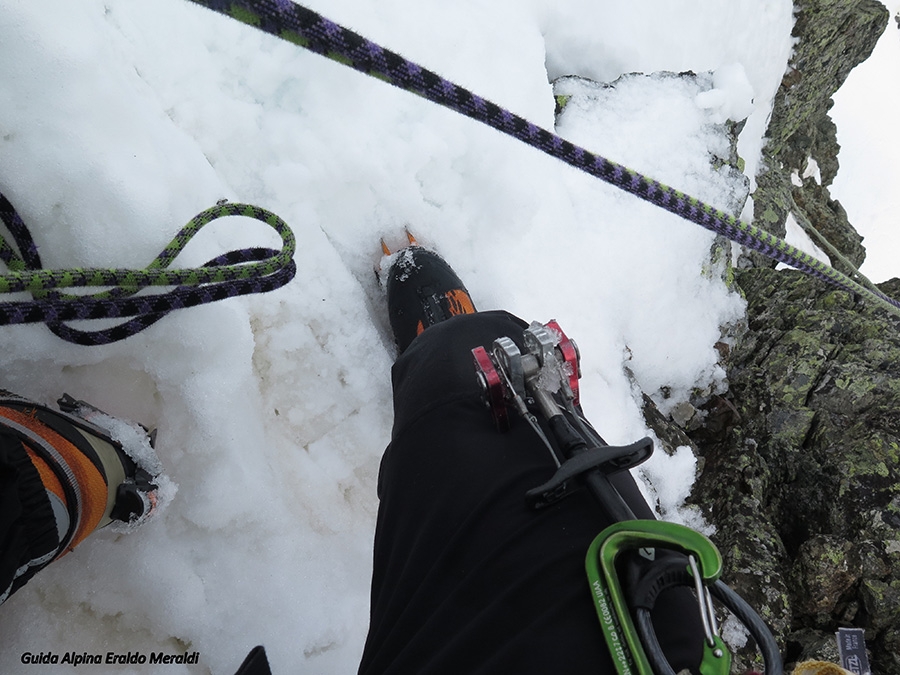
[674,2,900,672]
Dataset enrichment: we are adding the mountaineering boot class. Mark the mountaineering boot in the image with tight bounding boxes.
[0,389,160,604]
[385,245,477,353]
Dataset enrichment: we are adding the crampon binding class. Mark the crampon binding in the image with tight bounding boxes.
[56,394,163,527]
[471,321,783,675]
[0,388,165,529]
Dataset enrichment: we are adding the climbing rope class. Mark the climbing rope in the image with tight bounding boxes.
[185,0,900,320]
[0,192,296,344]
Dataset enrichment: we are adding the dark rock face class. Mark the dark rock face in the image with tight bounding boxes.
[748,0,888,271]
[766,0,889,159]
[687,269,900,672]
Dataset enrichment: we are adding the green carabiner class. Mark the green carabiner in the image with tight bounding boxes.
[700,636,732,675]
[585,520,728,675]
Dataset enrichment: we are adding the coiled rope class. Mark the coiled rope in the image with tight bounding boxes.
[186,0,900,319]
[0,193,296,345]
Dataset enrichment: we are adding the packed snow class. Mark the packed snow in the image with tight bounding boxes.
[6,0,883,672]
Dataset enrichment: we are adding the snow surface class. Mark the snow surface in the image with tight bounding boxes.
[0,0,804,672]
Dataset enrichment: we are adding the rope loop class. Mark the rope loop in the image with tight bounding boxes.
[0,193,297,345]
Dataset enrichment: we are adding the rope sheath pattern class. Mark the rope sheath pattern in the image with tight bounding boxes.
[0,193,297,344]
[186,0,900,317]
[0,201,294,294]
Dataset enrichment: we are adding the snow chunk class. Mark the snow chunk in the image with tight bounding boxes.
[75,405,164,477]
[720,613,751,650]
[802,157,821,184]
[695,63,756,123]
[637,444,713,535]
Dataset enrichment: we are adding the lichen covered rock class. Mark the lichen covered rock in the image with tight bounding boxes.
[688,268,900,672]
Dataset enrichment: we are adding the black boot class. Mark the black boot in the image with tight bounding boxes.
[386,247,477,353]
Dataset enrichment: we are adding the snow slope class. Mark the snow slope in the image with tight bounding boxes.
[1,1,796,673]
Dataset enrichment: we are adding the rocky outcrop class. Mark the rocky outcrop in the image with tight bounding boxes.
[687,270,900,672]
[746,0,888,271]
[644,1,900,672]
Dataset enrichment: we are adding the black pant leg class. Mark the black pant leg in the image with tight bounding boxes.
[0,430,59,604]
[359,311,703,674]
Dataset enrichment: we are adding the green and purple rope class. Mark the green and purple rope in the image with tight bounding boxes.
[186,0,900,318]
[3,0,896,347]
[0,193,296,344]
